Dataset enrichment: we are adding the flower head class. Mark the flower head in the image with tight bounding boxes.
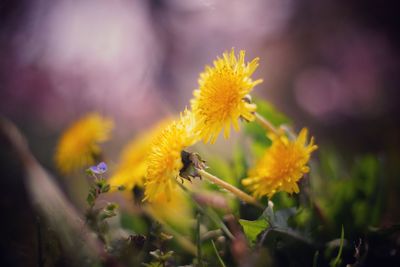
[242,128,317,198]
[191,48,263,143]
[144,110,197,202]
[108,118,172,191]
[89,162,108,175]
[55,113,113,174]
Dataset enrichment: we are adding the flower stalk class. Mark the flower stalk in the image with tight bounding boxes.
[254,112,280,136]
[196,169,263,209]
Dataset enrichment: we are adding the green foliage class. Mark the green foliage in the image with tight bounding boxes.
[120,213,148,235]
[206,155,239,187]
[86,179,111,207]
[47,93,392,267]
[99,203,119,221]
[312,151,383,235]
[262,203,297,229]
[87,187,97,207]
[144,250,175,267]
[70,123,390,267]
[239,218,268,244]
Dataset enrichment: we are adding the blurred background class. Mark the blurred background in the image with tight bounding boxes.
[1,0,399,266]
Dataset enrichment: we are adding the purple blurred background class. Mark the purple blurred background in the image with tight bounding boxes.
[1,0,400,188]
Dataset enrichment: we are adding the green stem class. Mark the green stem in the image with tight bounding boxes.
[197,213,203,267]
[197,169,263,209]
[177,183,235,240]
[211,240,227,267]
[254,112,280,136]
[201,229,223,241]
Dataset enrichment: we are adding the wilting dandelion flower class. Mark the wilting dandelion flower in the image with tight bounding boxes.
[144,110,197,202]
[242,128,317,198]
[191,48,263,143]
[55,113,113,174]
[108,119,172,191]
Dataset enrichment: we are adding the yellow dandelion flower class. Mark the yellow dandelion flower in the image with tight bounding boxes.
[191,48,263,143]
[55,113,113,174]
[108,118,172,191]
[144,110,197,202]
[242,128,318,198]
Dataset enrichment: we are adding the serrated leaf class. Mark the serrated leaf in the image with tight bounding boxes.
[239,218,269,244]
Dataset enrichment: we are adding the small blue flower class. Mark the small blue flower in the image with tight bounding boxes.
[89,162,107,174]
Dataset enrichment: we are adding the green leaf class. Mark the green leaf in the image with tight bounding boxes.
[262,204,296,229]
[99,203,118,221]
[105,202,118,211]
[86,186,97,207]
[239,218,269,244]
[85,168,94,176]
[101,183,110,193]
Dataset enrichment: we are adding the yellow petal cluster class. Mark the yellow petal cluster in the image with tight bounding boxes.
[144,110,197,202]
[55,113,113,174]
[191,48,263,143]
[242,128,317,198]
[108,118,172,191]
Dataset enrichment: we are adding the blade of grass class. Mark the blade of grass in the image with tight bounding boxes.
[211,240,226,267]
[330,225,344,267]
[313,250,319,267]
